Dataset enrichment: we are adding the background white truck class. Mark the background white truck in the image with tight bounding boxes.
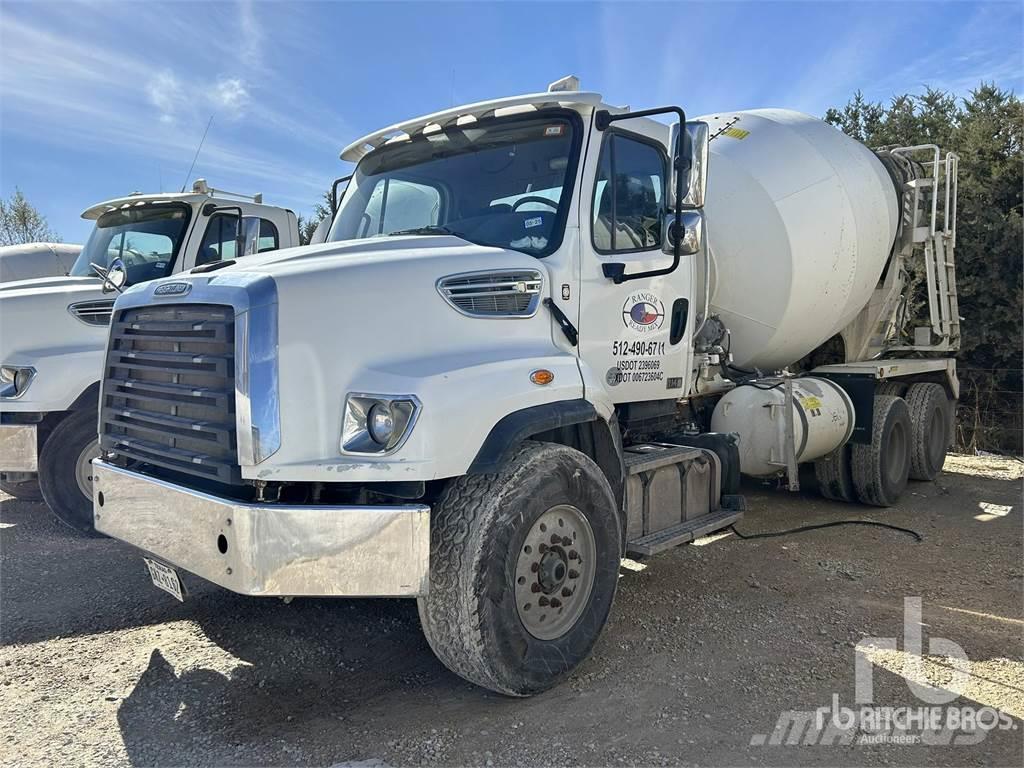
[90,79,959,695]
[0,243,83,283]
[0,181,299,532]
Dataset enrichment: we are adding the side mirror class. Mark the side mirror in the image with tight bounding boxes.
[669,121,710,209]
[309,217,331,245]
[97,257,127,293]
[663,210,704,256]
[106,258,128,289]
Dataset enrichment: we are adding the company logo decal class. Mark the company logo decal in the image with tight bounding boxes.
[622,292,665,334]
[154,282,192,297]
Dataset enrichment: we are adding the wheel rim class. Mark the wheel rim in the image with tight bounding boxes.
[74,439,101,500]
[514,504,597,641]
[885,420,908,484]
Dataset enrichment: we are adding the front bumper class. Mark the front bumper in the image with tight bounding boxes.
[0,423,37,472]
[92,461,430,597]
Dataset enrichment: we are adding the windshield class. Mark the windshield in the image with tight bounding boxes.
[329,112,580,257]
[70,203,191,283]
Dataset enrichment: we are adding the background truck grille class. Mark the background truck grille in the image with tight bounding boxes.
[437,270,543,317]
[100,304,240,484]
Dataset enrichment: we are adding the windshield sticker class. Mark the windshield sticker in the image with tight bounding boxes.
[544,125,565,137]
[622,292,665,334]
[524,216,543,229]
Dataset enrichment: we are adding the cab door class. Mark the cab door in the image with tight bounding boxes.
[576,117,694,404]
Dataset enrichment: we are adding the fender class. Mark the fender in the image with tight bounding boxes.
[468,399,599,475]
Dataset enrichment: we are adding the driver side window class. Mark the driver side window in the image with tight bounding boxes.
[592,133,666,253]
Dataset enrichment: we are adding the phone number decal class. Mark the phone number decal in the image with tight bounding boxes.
[612,340,666,357]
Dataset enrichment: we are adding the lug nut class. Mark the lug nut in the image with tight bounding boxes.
[531,562,539,572]
[550,534,560,544]
[568,550,578,560]
[538,596,550,606]
[561,587,572,597]
[568,569,580,580]
[562,536,572,546]
[550,598,562,608]
[539,543,548,553]
[531,583,541,593]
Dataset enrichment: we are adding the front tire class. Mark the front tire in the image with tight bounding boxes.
[38,410,103,536]
[418,441,621,696]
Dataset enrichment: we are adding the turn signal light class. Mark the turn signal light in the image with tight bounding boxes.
[530,369,555,386]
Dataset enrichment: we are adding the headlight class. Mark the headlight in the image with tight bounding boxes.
[0,365,36,399]
[342,394,421,455]
[367,404,395,445]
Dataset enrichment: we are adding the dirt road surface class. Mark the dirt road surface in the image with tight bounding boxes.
[2,455,1022,767]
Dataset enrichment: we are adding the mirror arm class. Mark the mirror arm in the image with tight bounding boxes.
[331,175,352,216]
[595,106,687,285]
[89,261,123,294]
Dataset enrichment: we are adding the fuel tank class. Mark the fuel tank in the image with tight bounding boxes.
[697,109,899,370]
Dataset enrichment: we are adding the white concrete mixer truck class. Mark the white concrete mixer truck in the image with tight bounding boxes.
[89,78,960,696]
[0,181,300,533]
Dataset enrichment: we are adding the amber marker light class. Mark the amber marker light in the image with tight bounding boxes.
[530,369,555,385]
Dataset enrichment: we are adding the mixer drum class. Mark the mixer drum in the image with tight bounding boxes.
[697,109,900,371]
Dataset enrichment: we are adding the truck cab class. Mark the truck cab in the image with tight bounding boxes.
[0,182,299,533]
[89,80,958,696]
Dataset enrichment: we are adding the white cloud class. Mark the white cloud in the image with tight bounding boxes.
[147,70,186,122]
[213,77,250,117]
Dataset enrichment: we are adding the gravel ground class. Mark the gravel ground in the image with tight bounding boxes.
[1,454,1021,767]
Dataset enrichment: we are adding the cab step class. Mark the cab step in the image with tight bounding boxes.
[626,506,743,557]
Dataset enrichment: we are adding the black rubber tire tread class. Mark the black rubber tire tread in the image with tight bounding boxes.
[38,409,104,536]
[417,441,621,697]
[814,443,856,503]
[876,381,907,397]
[906,383,950,481]
[851,395,911,507]
[0,477,43,501]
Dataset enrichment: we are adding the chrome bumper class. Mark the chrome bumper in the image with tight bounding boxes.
[92,461,430,597]
[0,423,38,472]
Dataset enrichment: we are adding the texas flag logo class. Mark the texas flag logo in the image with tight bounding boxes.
[622,292,665,333]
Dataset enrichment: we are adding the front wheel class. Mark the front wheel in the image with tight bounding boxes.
[418,441,622,696]
[38,410,104,536]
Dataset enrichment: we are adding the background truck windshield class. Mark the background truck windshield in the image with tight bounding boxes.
[70,204,190,283]
[330,113,579,257]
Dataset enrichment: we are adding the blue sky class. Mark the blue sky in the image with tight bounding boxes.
[1,0,1020,243]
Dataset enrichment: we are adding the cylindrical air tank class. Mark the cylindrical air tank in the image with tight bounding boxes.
[696,109,900,371]
[710,376,854,477]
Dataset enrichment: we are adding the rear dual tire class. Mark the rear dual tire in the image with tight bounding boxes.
[851,395,911,507]
[417,441,621,697]
[905,383,950,481]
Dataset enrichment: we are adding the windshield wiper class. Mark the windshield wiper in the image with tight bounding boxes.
[388,225,461,237]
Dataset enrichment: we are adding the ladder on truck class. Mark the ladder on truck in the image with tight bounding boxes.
[843,145,960,359]
[889,145,960,352]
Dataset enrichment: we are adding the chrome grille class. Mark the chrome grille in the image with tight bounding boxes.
[437,270,543,317]
[68,299,115,326]
[100,303,239,484]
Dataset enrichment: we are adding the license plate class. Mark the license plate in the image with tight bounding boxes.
[144,557,184,602]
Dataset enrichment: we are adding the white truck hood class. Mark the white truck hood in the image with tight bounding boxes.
[124,235,583,482]
[0,275,115,411]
